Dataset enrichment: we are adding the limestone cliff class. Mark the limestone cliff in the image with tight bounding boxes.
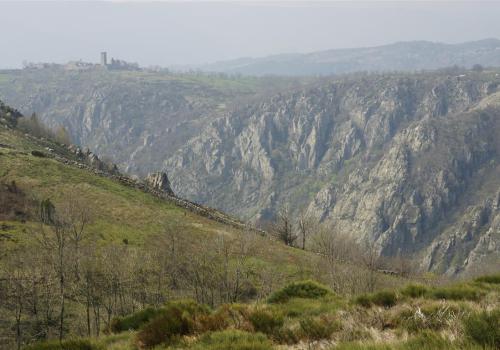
[165,72,500,274]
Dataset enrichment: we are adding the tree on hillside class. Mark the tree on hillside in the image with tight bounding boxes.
[298,210,317,250]
[272,204,297,247]
[34,196,93,341]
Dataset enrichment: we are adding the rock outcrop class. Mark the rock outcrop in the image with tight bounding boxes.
[164,72,500,275]
[3,70,500,275]
[145,172,174,196]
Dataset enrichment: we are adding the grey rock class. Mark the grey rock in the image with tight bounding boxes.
[145,172,174,196]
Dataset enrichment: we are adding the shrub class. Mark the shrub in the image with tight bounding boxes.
[475,274,500,284]
[135,299,210,348]
[110,307,163,333]
[371,291,397,308]
[401,284,429,298]
[299,316,340,341]
[430,285,482,301]
[201,303,251,332]
[354,294,372,308]
[268,280,331,303]
[274,326,300,345]
[191,330,273,350]
[248,308,284,338]
[355,291,397,308]
[24,339,101,350]
[463,309,500,348]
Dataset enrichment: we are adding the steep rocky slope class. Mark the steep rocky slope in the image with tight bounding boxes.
[2,68,499,275]
[165,71,500,275]
[0,69,303,175]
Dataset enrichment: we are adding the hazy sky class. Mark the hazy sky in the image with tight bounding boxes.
[1,1,500,68]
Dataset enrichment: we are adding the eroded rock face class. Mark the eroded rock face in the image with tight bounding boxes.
[165,73,500,274]
[4,70,500,275]
[145,172,174,196]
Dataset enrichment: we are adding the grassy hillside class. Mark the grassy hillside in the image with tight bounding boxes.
[0,105,411,349]
[3,102,497,350]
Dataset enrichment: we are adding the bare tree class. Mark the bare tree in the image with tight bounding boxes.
[272,204,297,247]
[297,210,317,250]
[360,240,381,293]
[34,195,92,341]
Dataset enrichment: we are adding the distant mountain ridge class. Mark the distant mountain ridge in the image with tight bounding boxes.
[200,39,500,76]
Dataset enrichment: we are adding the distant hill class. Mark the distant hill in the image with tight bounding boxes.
[200,39,500,76]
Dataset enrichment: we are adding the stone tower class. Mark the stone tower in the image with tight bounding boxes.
[100,52,107,66]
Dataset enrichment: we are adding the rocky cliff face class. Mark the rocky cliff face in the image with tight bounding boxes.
[164,72,500,274]
[0,69,293,176]
[2,69,500,274]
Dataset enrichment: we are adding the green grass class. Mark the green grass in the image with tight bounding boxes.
[428,285,482,301]
[189,330,273,350]
[463,309,500,348]
[475,274,500,284]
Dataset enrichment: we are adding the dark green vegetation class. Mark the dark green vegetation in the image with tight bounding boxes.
[267,280,331,303]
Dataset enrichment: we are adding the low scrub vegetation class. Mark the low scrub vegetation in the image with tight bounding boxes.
[248,309,284,338]
[429,285,482,301]
[400,284,429,298]
[395,303,464,333]
[18,275,500,349]
[355,290,398,308]
[267,280,331,303]
[135,300,210,348]
[24,339,101,350]
[475,274,500,284]
[111,308,164,333]
[463,309,500,348]
[190,330,273,350]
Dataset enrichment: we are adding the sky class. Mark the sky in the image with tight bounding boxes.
[1,1,500,68]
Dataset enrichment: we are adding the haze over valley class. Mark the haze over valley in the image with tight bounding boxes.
[1,2,500,350]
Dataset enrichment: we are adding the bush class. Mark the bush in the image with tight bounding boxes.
[401,284,429,298]
[355,291,397,308]
[354,294,372,308]
[299,316,339,341]
[268,280,331,303]
[371,291,397,308]
[430,285,482,301]
[110,307,163,333]
[475,274,500,284]
[463,309,500,348]
[135,299,210,348]
[191,330,273,350]
[24,339,101,350]
[201,303,251,332]
[248,308,284,338]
